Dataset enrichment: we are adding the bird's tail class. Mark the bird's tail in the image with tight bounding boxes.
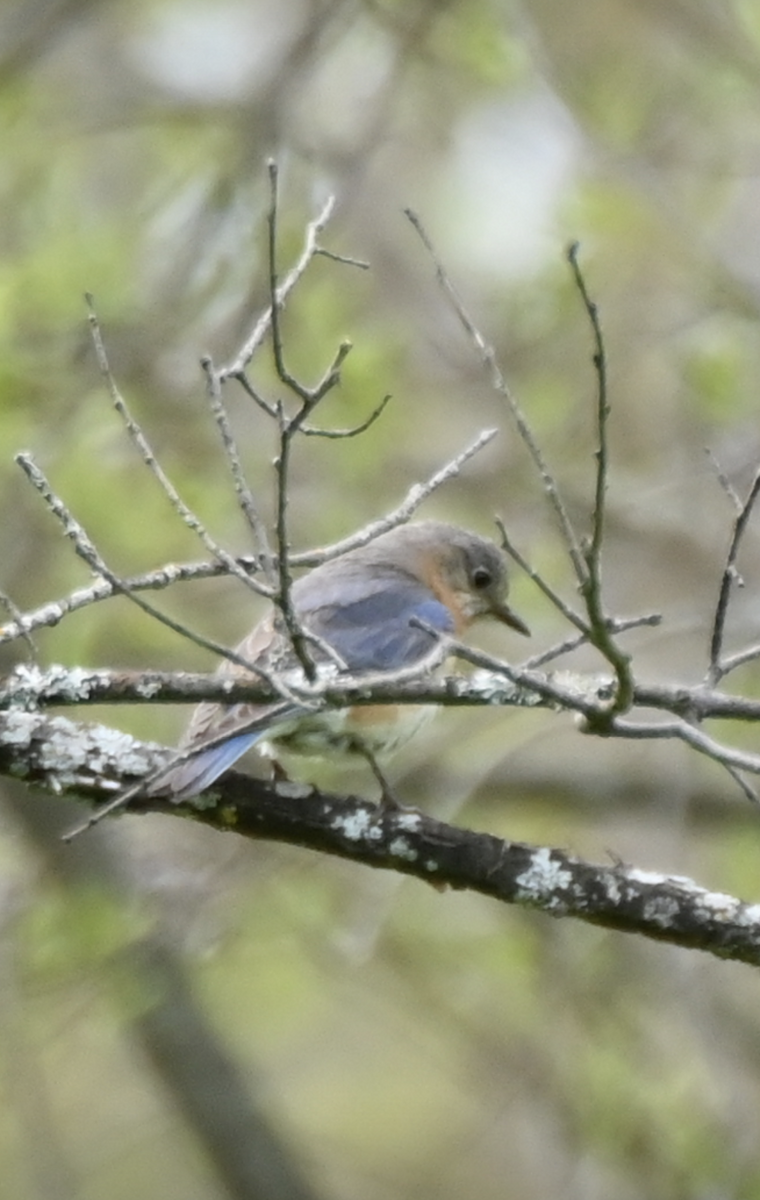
[157,732,261,803]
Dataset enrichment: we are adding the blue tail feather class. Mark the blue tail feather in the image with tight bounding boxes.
[168,732,260,801]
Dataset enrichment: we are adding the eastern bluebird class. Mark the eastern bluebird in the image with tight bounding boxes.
[163,520,529,802]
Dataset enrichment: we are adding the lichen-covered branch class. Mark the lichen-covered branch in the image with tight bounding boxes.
[2,708,759,968]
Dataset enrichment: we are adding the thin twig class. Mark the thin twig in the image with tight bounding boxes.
[495,517,588,633]
[404,206,587,587]
[273,399,316,680]
[263,166,359,681]
[266,162,295,397]
[0,589,36,660]
[567,243,608,570]
[316,247,370,269]
[300,393,392,438]
[446,641,604,719]
[723,764,759,807]
[268,345,356,680]
[266,165,317,680]
[524,613,661,670]
[199,354,276,588]
[566,244,633,715]
[295,427,503,568]
[717,641,760,678]
[0,430,500,648]
[13,455,295,697]
[408,613,602,720]
[220,184,336,380]
[605,714,760,785]
[708,465,760,686]
[0,558,256,648]
[86,297,273,602]
[705,446,742,513]
[293,341,354,428]
[235,373,278,418]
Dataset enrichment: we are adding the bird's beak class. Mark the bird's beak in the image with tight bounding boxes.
[491,601,531,637]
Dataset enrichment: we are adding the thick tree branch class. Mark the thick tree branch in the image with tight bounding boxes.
[2,709,759,968]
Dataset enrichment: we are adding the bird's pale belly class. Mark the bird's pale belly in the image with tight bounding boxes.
[259,702,436,762]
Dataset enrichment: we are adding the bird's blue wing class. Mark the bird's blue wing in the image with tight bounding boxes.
[163,578,452,801]
[303,583,454,671]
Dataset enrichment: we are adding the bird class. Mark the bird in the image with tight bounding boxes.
[161,520,529,804]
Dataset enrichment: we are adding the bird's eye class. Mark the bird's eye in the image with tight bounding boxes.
[471,566,492,589]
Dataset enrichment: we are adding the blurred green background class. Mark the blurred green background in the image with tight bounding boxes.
[2,1,760,1197]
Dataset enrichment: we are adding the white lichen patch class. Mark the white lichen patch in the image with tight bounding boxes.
[642,896,681,928]
[626,868,675,888]
[3,664,44,709]
[515,847,572,896]
[469,669,523,705]
[388,837,418,862]
[2,710,38,745]
[605,876,622,904]
[736,902,760,926]
[331,807,382,842]
[79,727,146,776]
[274,781,312,800]
[551,671,613,701]
[54,665,96,699]
[695,891,740,919]
[133,675,163,699]
[8,662,97,707]
[38,721,101,777]
[394,811,422,832]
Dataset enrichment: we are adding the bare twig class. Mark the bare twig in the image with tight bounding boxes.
[566,244,633,716]
[0,588,36,659]
[722,764,759,807]
[567,244,608,571]
[0,557,256,648]
[235,372,278,419]
[200,354,276,587]
[405,206,587,588]
[269,334,351,680]
[445,641,605,719]
[496,517,588,633]
[705,446,742,513]
[273,395,316,680]
[708,465,760,685]
[717,640,760,678]
[316,247,370,270]
[13,455,295,697]
[267,161,300,400]
[307,427,501,560]
[86,297,274,602]
[604,713,760,785]
[524,613,662,670]
[220,186,336,380]
[264,165,362,682]
[300,393,392,438]
[0,430,499,649]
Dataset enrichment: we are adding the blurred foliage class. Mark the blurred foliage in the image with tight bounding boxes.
[2,0,760,1197]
